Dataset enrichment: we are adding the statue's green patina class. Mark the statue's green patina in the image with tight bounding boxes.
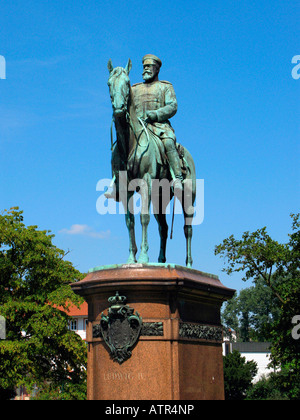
[105,55,196,267]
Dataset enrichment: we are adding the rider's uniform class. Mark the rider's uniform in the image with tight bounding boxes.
[132,80,177,143]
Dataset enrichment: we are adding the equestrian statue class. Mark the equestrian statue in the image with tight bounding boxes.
[105,54,196,268]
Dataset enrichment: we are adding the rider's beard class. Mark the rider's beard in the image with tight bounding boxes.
[143,71,154,81]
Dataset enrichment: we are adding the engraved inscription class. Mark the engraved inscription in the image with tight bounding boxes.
[103,372,145,380]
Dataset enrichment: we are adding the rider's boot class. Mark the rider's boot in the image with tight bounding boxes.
[166,149,184,195]
[167,150,194,216]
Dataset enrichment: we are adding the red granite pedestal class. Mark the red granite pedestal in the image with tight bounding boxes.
[71,264,235,400]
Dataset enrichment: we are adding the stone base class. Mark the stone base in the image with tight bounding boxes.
[71,264,235,400]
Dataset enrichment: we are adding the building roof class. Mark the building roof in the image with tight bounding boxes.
[67,302,88,316]
[232,342,271,353]
[56,302,88,317]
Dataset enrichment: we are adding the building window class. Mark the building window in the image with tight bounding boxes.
[84,319,88,331]
[70,319,78,331]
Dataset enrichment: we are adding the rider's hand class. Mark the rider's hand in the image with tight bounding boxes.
[146,111,158,122]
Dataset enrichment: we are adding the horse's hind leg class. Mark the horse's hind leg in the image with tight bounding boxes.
[183,178,195,268]
[183,195,194,268]
[184,218,193,268]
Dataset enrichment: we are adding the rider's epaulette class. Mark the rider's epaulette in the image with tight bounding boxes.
[160,80,172,85]
[132,82,143,87]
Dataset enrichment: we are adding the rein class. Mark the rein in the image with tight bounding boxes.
[127,112,150,178]
[110,111,151,180]
[110,113,150,152]
[110,117,116,151]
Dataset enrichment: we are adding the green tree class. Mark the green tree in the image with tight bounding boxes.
[223,350,257,400]
[216,213,300,400]
[222,277,281,342]
[246,371,290,400]
[0,208,87,399]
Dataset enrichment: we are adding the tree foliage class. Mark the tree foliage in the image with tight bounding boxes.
[223,350,257,400]
[246,370,292,400]
[222,277,281,342]
[0,208,87,399]
[216,213,300,399]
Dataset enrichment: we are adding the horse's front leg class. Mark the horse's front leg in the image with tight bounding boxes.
[138,174,151,264]
[153,191,169,264]
[154,212,168,263]
[123,191,137,264]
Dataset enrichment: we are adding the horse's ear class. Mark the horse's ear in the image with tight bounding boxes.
[108,59,114,74]
[125,58,132,75]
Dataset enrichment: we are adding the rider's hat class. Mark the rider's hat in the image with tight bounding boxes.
[142,54,162,69]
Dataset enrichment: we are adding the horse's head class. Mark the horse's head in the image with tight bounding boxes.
[107,59,132,118]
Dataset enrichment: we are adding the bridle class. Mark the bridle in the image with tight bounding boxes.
[109,73,150,177]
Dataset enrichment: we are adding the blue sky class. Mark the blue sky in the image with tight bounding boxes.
[0,0,299,292]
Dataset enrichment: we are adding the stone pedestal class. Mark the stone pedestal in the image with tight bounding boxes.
[71,264,235,400]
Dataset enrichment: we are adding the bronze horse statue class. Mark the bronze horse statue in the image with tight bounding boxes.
[107,59,196,267]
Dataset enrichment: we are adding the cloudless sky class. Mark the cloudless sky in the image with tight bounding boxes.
[0,0,299,293]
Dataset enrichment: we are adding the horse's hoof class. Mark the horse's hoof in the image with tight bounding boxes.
[138,254,149,264]
[127,256,137,264]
